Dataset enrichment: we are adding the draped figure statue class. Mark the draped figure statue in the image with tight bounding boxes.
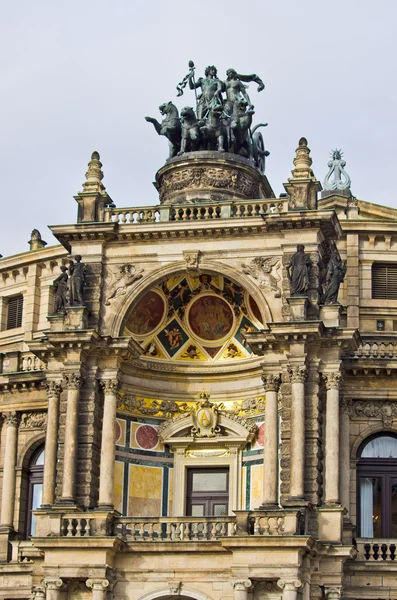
[286,245,312,296]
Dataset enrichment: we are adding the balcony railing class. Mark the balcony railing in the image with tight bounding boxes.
[356,539,397,561]
[34,509,306,540]
[104,199,287,225]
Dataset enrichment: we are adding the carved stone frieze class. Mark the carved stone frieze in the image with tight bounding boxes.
[233,396,266,415]
[220,410,257,434]
[350,400,397,427]
[157,164,260,204]
[20,412,47,429]
[242,256,282,297]
[105,264,144,305]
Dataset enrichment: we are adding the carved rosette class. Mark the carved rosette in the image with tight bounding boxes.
[45,380,63,398]
[3,411,19,427]
[100,379,119,395]
[287,365,307,384]
[323,372,343,391]
[64,373,84,390]
[262,373,281,392]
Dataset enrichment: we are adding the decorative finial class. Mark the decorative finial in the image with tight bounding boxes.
[198,390,210,401]
[85,151,104,184]
[290,137,316,180]
[28,229,47,251]
[323,149,351,192]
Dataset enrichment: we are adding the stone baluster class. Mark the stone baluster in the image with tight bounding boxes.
[323,372,343,504]
[42,380,63,506]
[0,412,19,528]
[61,373,84,503]
[339,397,352,514]
[277,579,303,600]
[86,579,109,600]
[98,379,119,509]
[261,372,281,506]
[43,579,63,600]
[288,365,307,500]
[232,580,251,600]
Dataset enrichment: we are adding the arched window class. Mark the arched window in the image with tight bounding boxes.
[26,446,44,537]
[357,434,397,538]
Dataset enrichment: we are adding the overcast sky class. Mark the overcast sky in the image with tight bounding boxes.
[1,0,397,257]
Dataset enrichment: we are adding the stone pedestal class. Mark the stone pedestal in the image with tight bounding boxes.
[287,296,309,321]
[320,304,342,327]
[318,506,345,543]
[155,151,274,204]
[47,314,65,332]
[64,306,89,330]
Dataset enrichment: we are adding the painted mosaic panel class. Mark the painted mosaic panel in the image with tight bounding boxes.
[188,295,234,341]
[125,290,165,336]
[157,318,189,357]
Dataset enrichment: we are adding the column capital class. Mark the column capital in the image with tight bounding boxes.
[261,373,281,392]
[43,579,63,590]
[287,365,307,384]
[324,587,342,600]
[45,380,63,397]
[277,579,303,591]
[99,379,119,395]
[86,579,109,591]
[64,373,84,390]
[323,372,343,390]
[2,411,19,427]
[232,580,251,591]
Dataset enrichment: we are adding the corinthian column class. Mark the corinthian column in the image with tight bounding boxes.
[42,380,62,506]
[323,372,342,505]
[98,379,119,509]
[340,397,352,514]
[0,412,19,528]
[261,372,281,506]
[61,373,84,503]
[86,579,109,600]
[288,365,307,500]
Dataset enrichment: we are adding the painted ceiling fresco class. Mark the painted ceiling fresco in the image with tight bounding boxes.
[123,272,264,362]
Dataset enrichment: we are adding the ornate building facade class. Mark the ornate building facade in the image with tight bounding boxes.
[1,91,397,600]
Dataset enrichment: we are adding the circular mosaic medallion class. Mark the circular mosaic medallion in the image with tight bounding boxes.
[249,296,263,325]
[126,290,165,336]
[135,425,159,450]
[257,422,265,447]
[188,295,234,341]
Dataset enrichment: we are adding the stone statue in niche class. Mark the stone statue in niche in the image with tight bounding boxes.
[68,255,87,306]
[286,245,312,296]
[322,249,347,305]
[53,265,68,312]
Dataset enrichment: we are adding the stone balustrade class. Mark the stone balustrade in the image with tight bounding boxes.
[105,198,287,225]
[356,539,397,561]
[62,516,91,537]
[0,352,44,374]
[35,508,307,540]
[115,517,236,541]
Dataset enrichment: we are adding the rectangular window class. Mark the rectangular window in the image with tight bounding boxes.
[372,263,397,299]
[6,295,23,330]
[186,468,229,516]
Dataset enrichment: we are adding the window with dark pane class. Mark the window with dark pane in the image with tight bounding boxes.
[6,295,23,330]
[186,468,229,517]
[372,263,397,299]
[26,446,44,537]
